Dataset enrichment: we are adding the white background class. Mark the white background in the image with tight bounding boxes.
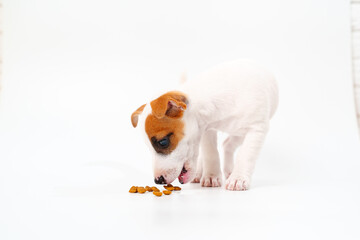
[1,0,360,239]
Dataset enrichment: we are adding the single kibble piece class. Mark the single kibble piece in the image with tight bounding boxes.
[153,191,163,197]
[173,186,181,191]
[164,186,174,191]
[129,186,137,193]
[163,190,172,195]
[152,187,160,192]
[145,186,152,192]
[166,184,173,187]
[137,187,146,194]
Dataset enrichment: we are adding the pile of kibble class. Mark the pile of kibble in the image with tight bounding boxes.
[129,184,181,197]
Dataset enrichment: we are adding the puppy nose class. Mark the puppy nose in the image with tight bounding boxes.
[154,175,166,184]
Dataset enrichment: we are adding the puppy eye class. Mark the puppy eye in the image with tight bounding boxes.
[157,136,170,148]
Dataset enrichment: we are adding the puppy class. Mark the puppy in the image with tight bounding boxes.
[131,59,278,191]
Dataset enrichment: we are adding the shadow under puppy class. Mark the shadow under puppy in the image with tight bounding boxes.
[131,59,278,191]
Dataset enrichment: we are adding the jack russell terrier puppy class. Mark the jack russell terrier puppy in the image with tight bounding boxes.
[131,59,278,191]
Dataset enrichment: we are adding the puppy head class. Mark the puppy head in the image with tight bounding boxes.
[131,91,200,185]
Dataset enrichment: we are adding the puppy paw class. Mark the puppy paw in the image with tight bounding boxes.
[191,171,202,183]
[225,175,250,191]
[200,173,222,187]
[191,177,201,183]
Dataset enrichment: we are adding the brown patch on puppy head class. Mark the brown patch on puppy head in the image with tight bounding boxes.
[131,104,146,128]
[150,91,188,119]
[145,115,184,154]
[145,91,188,155]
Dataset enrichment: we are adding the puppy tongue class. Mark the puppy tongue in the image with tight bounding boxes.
[178,166,188,184]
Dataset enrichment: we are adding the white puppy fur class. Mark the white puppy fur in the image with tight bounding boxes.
[136,59,278,191]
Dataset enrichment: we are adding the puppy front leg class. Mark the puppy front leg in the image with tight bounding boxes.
[225,129,267,191]
[191,154,203,183]
[200,130,222,187]
[223,135,244,179]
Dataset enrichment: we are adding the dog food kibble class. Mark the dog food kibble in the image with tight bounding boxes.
[163,190,172,195]
[152,187,160,192]
[137,187,146,194]
[164,186,174,191]
[129,186,137,193]
[153,191,163,197]
[129,185,181,197]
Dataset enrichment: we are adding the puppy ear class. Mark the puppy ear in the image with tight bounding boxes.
[166,98,187,118]
[131,104,146,128]
[150,92,187,119]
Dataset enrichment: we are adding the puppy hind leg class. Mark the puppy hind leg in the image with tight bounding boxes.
[225,129,268,191]
[200,130,222,187]
[223,135,243,180]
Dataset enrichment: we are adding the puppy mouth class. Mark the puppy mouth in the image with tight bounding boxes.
[178,165,189,184]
